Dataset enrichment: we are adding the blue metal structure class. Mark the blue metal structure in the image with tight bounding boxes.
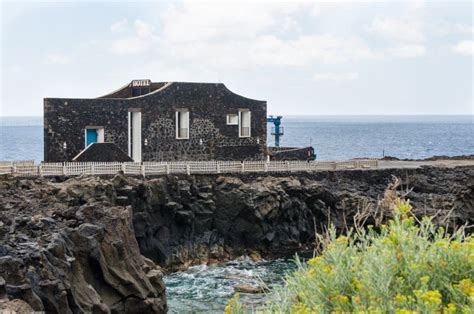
[267,115,284,147]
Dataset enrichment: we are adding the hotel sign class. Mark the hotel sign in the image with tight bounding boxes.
[132,79,151,87]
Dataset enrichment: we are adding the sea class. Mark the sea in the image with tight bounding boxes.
[1,115,473,312]
[1,115,473,162]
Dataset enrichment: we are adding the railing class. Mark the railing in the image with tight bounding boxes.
[0,159,379,177]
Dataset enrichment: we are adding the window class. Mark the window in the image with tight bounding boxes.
[226,114,238,125]
[84,127,104,147]
[132,87,151,97]
[176,110,189,139]
[239,110,251,137]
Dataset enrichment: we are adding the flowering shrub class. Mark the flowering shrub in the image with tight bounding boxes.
[226,199,474,313]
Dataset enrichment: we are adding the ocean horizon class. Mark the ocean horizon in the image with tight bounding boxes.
[1,115,473,162]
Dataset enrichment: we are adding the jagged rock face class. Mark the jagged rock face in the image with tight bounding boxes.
[0,166,473,310]
[0,177,167,313]
[127,167,474,270]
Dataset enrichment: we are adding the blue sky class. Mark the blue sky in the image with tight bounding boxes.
[0,0,472,116]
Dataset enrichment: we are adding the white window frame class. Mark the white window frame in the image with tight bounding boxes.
[226,114,238,125]
[238,109,251,138]
[176,110,190,139]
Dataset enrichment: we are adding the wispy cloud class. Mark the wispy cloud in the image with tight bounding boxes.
[110,20,155,55]
[110,19,129,33]
[46,53,71,65]
[452,40,474,56]
[389,45,426,58]
[366,15,424,43]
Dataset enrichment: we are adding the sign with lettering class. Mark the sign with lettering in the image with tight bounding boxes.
[132,79,151,87]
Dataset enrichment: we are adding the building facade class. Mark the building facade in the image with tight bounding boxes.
[44,80,267,162]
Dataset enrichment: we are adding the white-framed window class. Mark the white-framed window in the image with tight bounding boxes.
[176,110,189,139]
[238,109,251,138]
[226,114,238,125]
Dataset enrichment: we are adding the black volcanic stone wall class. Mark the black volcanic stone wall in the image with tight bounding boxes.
[44,83,267,162]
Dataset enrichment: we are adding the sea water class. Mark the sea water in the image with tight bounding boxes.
[164,258,298,313]
[1,115,473,162]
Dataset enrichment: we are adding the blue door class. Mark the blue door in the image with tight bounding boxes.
[86,129,98,146]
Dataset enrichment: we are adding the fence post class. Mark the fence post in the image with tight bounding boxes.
[216,163,221,174]
[141,164,146,177]
[186,164,191,175]
[12,164,16,176]
[62,163,67,176]
[241,162,245,173]
[90,164,95,175]
[166,164,170,175]
[286,161,290,172]
[38,165,43,177]
[264,161,268,172]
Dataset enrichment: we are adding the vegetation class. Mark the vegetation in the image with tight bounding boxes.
[225,196,474,313]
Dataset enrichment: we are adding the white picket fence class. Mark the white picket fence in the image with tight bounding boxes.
[0,159,378,177]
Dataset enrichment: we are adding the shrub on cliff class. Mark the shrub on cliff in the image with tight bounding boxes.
[226,199,474,313]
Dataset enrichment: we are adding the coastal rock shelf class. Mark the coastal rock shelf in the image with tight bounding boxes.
[0,165,473,312]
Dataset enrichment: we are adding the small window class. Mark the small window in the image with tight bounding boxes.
[226,114,238,125]
[85,127,104,147]
[239,110,251,138]
[176,110,189,139]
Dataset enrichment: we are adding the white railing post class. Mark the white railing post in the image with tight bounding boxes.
[216,163,221,174]
[241,162,245,173]
[166,164,170,175]
[12,165,17,176]
[62,163,67,176]
[90,164,95,175]
[264,161,268,172]
[286,161,290,172]
[121,163,126,173]
[141,164,146,177]
[38,165,43,177]
[186,164,190,175]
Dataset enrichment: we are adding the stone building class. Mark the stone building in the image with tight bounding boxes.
[44,80,267,162]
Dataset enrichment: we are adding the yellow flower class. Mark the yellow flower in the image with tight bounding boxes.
[224,305,231,313]
[451,241,462,250]
[419,290,442,305]
[420,276,430,285]
[323,266,332,273]
[394,293,407,304]
[444,303,456,314]
[308,268,316,277]
[336,235,348,245]
[457,279,473,295]
[334,294,349,304]
[308,256,322,266]
[395,199,413,215]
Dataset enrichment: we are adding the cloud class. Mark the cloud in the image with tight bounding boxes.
[366,15,424,43]
[110,19,129,33]
[110,20,155,55]
[313,72,359,81]
[389,45,426,58]
[46,53,71,65]
[154,1,374,68]
[452,40,474,56]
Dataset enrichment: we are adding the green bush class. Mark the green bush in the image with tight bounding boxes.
[226,199,474,313]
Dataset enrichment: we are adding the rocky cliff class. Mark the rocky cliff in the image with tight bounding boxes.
[0,165,473,312]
